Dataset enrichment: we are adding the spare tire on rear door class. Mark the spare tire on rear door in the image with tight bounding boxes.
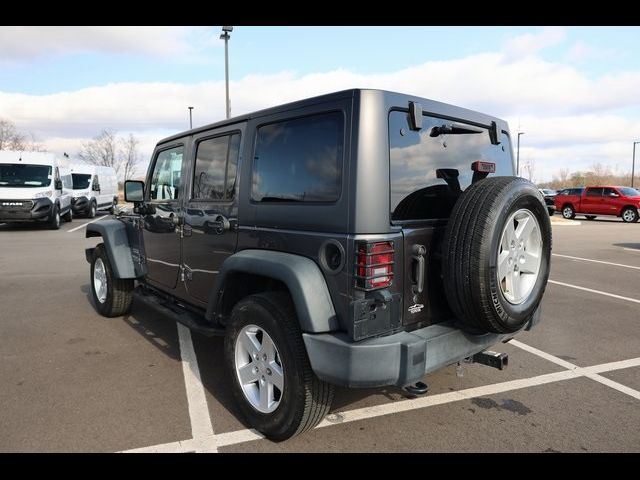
[442,177,551,333]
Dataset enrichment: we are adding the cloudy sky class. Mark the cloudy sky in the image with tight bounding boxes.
[1,26,639,181]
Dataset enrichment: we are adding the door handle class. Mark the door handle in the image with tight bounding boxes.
[411,244,426,294]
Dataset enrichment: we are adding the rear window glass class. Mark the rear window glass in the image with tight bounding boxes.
[251,111,344,203]
[389,111,513,221]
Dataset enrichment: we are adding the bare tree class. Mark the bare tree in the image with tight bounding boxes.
[119,133,140,181]
[0,118,45,151]
[522,156,536,183]
[78,129,119,175]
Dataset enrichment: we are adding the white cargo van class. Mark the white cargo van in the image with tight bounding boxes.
[69,165,119,217]
[0,151,73,229]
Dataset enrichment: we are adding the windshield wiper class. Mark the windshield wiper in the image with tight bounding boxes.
[430,124,483,137]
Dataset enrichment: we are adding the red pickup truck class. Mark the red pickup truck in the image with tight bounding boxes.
[555,186,640,222]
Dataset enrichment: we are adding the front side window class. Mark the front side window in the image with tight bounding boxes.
[0,164,52,188]
[389,111,513,221]
[603,187,618,197]
[586,188,603,197]
[150,146,184,201]
[252,111,344,203]
[192,133,240,201]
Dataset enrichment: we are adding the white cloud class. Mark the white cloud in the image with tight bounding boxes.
[2,41,640,182]
[502,27,566,60]
[564,41,619,63]
[0,26,219,62]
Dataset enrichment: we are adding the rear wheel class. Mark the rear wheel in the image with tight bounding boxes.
[562,205,576,219]
[585,215,597,221]
[442,177,552,333]
[225,292,334,440]
[621,207,638,223]
[90,243,133,317]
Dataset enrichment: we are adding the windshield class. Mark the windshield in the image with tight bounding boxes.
[0,164,52,188]
[619,187,640,196]
[72,173,92,189]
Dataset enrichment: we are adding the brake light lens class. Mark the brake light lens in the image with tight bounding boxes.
[355,241,394,290]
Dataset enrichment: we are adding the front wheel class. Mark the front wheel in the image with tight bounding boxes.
[90,243,133,317]
[48,204,61,230]
[621,207,639,223]
[88,202,97,218]
[562,205,576,219]
[224,292,334,440]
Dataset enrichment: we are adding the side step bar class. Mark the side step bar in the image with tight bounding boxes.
[134,287,225,337]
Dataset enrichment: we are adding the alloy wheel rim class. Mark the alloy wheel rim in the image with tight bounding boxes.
[234,324,284,413]
[563,207,572,218]
[93,258,108,303]
[497,208,543,305]
[623,209,635,222]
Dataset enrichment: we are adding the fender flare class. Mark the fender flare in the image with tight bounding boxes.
[206,249,339,333]
[85,219,140,279]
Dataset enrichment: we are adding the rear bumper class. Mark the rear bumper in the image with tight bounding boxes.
[303,308,541,388]
[0,198,52,222]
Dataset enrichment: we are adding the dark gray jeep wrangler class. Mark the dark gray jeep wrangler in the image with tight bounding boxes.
[85,89,551,440]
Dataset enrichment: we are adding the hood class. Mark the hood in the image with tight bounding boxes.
[0,186,52,200]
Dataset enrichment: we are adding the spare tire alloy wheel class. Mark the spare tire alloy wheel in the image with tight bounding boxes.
[442,177,552,333]
[497,209,542,305]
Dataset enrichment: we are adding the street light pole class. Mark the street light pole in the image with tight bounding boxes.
[220,26,233,119]
[188,106,193,129]
[633,142,637,188]
[516,132,525,176]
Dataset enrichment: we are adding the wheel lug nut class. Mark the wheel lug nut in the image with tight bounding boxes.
[266,368,272,376]
[262,354,267,361]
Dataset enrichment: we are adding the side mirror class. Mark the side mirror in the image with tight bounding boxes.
[54,179,63,190]
[125,180,145,203]
[609,192,619,198]
[92,183,101,191]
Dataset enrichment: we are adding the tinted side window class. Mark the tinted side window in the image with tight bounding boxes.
[389,111,513,221]
[150,146,184,201]
[252,112,344,202]
[192,133,240,201]
[586,188,603,197]
[603,187,617,196]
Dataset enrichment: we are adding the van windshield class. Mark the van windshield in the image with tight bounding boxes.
[72,173,92,189]
[0,164,52,187]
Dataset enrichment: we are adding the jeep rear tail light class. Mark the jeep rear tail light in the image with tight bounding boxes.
[355,241,394,290]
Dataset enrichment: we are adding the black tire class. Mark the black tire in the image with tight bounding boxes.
[585,215,597,221]
[442,177,552,333]
[548,208,555,217]
[62,208,73,222]
[224,292,334,440]
[88,201,97,218]
[48,204,61,230]
[561,204,576,219]
[621,207,639,223]
[90,243,134,317]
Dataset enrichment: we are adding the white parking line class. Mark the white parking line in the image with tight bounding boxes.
[552,253,640,271]
[548,280,640,304]
[176,323,217,453]
[66,216,106,233]
[510,340,640,401]
[120,353,640,452]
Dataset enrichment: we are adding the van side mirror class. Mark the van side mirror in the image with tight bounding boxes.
[54,179,63,190]
[92,183,100,191]
[125,180,145,203]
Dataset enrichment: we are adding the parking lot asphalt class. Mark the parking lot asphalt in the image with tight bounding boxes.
[0,214,639,452]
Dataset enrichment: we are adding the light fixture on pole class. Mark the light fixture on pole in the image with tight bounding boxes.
[188,106,194,129]
[220,26,233,119]
[516,132,525,176]
[633,141,640,189]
